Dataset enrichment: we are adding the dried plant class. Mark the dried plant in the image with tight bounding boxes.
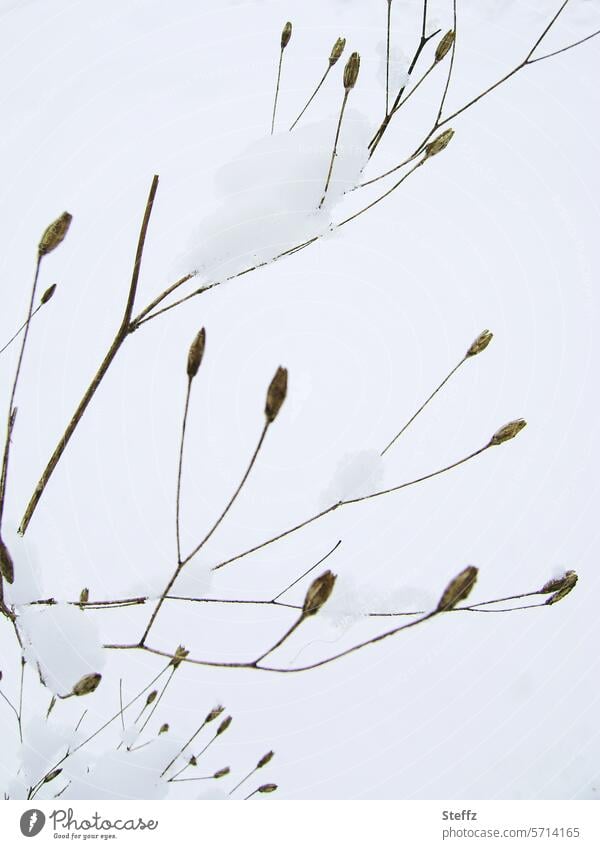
[0,0,596,800]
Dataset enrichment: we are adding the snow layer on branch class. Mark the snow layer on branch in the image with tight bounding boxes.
[179,112,370,282]
[321,449,385,505]
[19,604,105,697]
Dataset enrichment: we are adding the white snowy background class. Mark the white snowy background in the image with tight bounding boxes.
[0,0,599,800]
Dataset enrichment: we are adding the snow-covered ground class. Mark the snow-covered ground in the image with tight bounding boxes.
[0,0,599,800]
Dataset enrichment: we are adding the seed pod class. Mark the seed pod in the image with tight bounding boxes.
[217,715,232,736]
[189,755,198,767]
[0,538,15,584]
[40,284,57,304]
[187,328,206,379]
[146,690,158,706]
[329,37,346,66]
[281,21,292,49]
[258,783,278,794]
[159,723,170,735]
[343,51,360,90]
[546,571,578,605]
[205,704,225,723]
[257,750,274,769]
[437,565,478,612]
[490,419,527,446]
[540,570,577,594]
[466,330,493,358]
[72,672,102,697]
[79,588,89,606]
[214,767,230,779]
[265,366,288,422]
[43,768,63,784]
[171,645,189,669]
[303,570,337,617]
[435,30,455,62]
[38,212,72,256]
[46,695,57,719]
[424,128,454,159]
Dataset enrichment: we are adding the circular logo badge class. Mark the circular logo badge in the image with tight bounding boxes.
[20,810,46,837]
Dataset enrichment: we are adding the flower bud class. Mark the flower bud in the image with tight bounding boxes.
[258,783,278,794]
[424,129,454,159]
[0,538,14,584]
[540,570,577,594]
[187,328,206,379]
[281,21,292,49]
[257,750,274,769]
[72,672,102,697]
[329,37,346,66]
[343,52,360,90]
[265,366,288,422]
[206,704,225,723]
[466,329,493,358]
[217,715,232,735]
[214,767,230,779]
[38,212,72,256]
[435,30,455,62]
[40,284,57,304]
[546,571,578,605]
[303,570,336,617]
[171,645,189,669]
[437,565,478,612]
[490,419,527,446]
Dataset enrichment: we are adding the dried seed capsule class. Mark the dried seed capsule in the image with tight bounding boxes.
[159,723,170,735]
[72,672,102,697]
[43,768,63,784]
[329,37,346,66]
[146,690,158,706]
[424,129,454,159]
[0,538,14,584]
[281,21,292,49]
[217,715,232,735]
[435,30,455,62]
[79,588,89,606]
[258,783,278,794]
[189,755,198,767]
[38,212,72,256]
[40,284,57,304]
[437,565,478,612]
[205,704,225,723]
[265,366,288,422]
[257,751,274,769]
[546,571,578,605]
[214,767,230,779]
[466,330,493,358]
[540,570,577,594]
[490,419,527,446]
[343,51,360,90]
[171,645,189,669]
[187,328,206,379]
[303,570,337,617]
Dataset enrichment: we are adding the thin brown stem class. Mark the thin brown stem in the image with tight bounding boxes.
[273,539,342,601]
[254,615,305,664]
[271,49,285,135]
[161,719,207,777]
[140,420,270,644]
[0,303,44,358]
[386,0,393,115]
[229,766,257,796]
[19,176,159,536]
[289,66,331,131]
[319,90,350,208]
[212,441,489,573]
[0,256,42,531]
[381,356,466,456]
[176,378,193,564]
